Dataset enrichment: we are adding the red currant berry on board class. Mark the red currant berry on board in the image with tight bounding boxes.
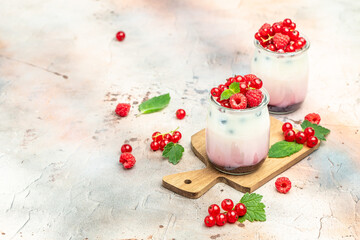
[282,122,293,132]
[272,23,282,33]
[172,134,180,143]
[221,199,234,211]
[216,213,227,226]
[289,22,296,30]
[150,141,160,151]
[163,133,172,141]
[255,32,262,41]
[283,18,292,27]
[121,144,132,153]
[295,131,307,144]
[152,131,163,142]
[307,136,319,148]
[251,78,263,89]
[285,44,296,52]
[235,203,247,217]
[208,204,221,217]
[304,127,315,138]
[176,109,186,120]
[289,30,300,41]
[116,31,126,41]
[172,131,182,140]
[159,140,169,151]
[226,210,239,223]
[204,215,216,227]
[239,82,248,93]
[281,27,291,36]
[266,44,276,51]
[284,129,296,142]
[211,87,221,97]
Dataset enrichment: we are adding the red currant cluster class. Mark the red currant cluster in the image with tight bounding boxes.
[210,74,263,109]
[282,123,319,148]
[150,129,182,151]
[120,144,136,169]
[254,18,307,53]
[204,199,247,227]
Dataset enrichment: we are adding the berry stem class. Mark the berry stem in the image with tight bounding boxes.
[153,127,180,138]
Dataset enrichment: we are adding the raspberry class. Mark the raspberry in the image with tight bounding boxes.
[246,89,263,108]
[275,177,291,194]
[115,103,131,117]
[304,113,321,124]
[273,33,290,50]
[229,93,247,109]
[119,153,136,169]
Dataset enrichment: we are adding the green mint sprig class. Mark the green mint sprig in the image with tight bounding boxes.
[139,93,170,114]
[238,193,266,223]
[220,82,240,100]
[162,142,184,165]
[268,141,303,158]
[301,120,331,141]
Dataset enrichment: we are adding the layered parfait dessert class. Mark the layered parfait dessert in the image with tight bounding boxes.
[206,74,270,175]
[251,18,310,114]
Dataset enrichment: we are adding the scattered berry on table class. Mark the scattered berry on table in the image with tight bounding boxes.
[119,153,136,169]
[229,93,247,109]
[221,199,234,212]
[116,31,126,41]
[115,103,130,117]
[246,89,263,108]
[215,213,227,226]
[172,134,181,143]
[208,204,221,217]
[226,210,239,223]
[234,203,247,217]
[275,177,292,194]
[163,133,173,142]
[150,141,160,151]
[172,131,182,140]
[282,122,293,132]
[121,144,132,153]
[159,139,169,151]
[284,129,296,142]
[295,131,307,144]
[152,131,163,142]
[204,215,216,227]
[304,113,321,124]
[176,109,186,120]
[307,136,319,148]
[304,127,315,138]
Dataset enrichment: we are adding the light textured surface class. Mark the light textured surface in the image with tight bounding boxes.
[0,0,359,239]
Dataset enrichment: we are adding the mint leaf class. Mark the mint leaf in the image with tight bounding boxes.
[139,93,170,114]
[268,141,303,158]
[229,82,240,93]
[238,193,266,223]
[162,142,184,165]
[301,120,330,141]
[220,89,234,101]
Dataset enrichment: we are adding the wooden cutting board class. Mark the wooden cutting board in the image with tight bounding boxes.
[162,116,319,199]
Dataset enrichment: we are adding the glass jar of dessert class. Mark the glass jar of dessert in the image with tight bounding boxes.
[205,87,270,175]
[251,18,310,114]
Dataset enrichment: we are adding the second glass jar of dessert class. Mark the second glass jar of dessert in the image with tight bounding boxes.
[251,37,310,114]
[205,88,270,175]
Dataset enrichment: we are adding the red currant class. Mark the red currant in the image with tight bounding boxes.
[152,131,163,142]
[221,199,234,211]
[116,31,126,41]
[159,140,169,151]
[307,136,319,148]
[121,144,132,153]
[281,27,291,36]
[208,204,221,217]
[277,49,285,53]
[285,45,295,53]
[215,213,227,226]
[221,101,231,108]
[284,129,296,142]
[283,18,292,27]
[239,82,248,93]
[295,131,307,144]
[289,22,296,30]
[225,77,235,87]
[251,78,263,89]
[211,87,221,97]
[235,75,245,82]
[282,122,293,132]
[255,32,261,41]
[272,23,282,33]
[204,215,216,227]
[304,127,315,138]
[259,28,270,37]
[289,30,299,41]
[173,131,182,140]
[266,44,276,51]
[176,109,186,120]
[294,39,305,49]
[226,210,239,223]
[163,133,172,142]
[172,134,180,143]
[269,27,275,36]
[150,141,160,151]
[234,203,247,217]
[218,84,226,92]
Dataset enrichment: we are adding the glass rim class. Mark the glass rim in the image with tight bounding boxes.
[253,34,310,57]
[210,87,270,113]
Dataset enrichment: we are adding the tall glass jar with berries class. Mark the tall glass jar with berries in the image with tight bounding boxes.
[206,75,270,175]
[251,18,310,114]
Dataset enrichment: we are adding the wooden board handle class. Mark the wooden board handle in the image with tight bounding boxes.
[162,167,220,199]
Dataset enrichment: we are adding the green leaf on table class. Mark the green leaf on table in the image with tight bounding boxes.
[138,93,170,114]
[220,89,234,101]
[229,82,240,93]
[238,193,266,223]
[162,142,184,165]
[301,120,330,141]
[268,141,303,158]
